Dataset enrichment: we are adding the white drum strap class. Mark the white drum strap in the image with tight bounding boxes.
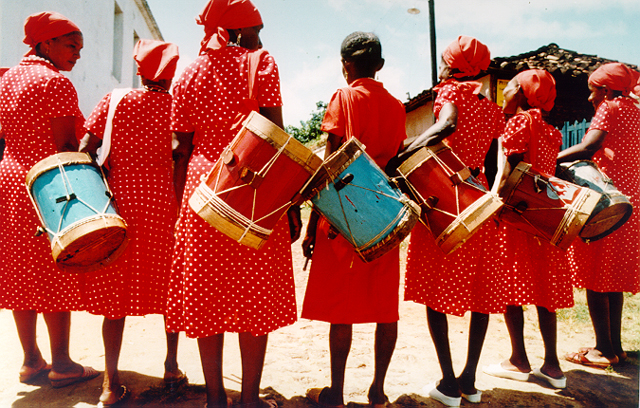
[96,88,133,166]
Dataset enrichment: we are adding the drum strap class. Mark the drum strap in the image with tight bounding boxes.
[96,88,133,166]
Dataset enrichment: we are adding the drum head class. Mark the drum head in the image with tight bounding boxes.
[53,216,129,272]
[580,198,633,242]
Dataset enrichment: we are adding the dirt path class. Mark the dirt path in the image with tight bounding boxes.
[0,239,637,407]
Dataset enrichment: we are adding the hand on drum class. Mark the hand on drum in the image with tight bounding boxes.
[287,206,302,242]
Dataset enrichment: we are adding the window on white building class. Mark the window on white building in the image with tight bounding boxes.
[112,1,124,82]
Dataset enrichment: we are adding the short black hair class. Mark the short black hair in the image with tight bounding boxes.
[340,31,382,75]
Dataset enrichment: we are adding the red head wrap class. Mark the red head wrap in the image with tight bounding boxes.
[516,69,556,112]
[23,11,81,54]
[589,63,639,96]
[133,39,180,81]
[196,0,262,53]
[442,36,491,79]
[0,68,9,77]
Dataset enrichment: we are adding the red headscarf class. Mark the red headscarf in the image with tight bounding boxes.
[442,36,491,79]
[196,0,262,54]
[589,62,639,96]
[23,11,81,55]
[0,68,9,77]
[133,39,180,81]
[516,69,556,112]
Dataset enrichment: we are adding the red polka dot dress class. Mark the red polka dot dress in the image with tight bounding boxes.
[498,109,573,311]
[568,97,640,294]
[167,46,296,338]
[404,79,507,316]
[78,89,178,319]
[0,56,85,312]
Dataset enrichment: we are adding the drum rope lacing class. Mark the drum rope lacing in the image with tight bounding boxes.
[318,160,411,255]
[502,168,586,243]
[201,133,298,242]
[398,151,469,219]
[33,157,114,247]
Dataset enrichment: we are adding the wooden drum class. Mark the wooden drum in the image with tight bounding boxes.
[303,138,420,263]
[498,162,601,249]
[556,160,633,242]
[189,111,323,249]
[26,152,129,272]
[396,143,503,254]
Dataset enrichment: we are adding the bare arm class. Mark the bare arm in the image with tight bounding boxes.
[259,106,284,129]
[172,131,195,204]
[403,102,458,155]
[78,131,102,158]
[51,116,79,152]
[557,129,607,164]
[497,152,524,195]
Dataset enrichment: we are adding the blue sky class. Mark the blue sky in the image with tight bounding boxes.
[146,0,640,126]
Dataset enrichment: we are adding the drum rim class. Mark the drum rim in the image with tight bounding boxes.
[53,214,129,272]
[242,111,323,174]
[302,137,366,197]
[26,152,95,189]
[396,142,452,176]
[498,161,531,204]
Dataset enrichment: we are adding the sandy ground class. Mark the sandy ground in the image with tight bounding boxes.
[0,240,638,408]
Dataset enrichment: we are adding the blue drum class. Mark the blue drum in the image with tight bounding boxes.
[26,152,129,272]
[303,138,420,262]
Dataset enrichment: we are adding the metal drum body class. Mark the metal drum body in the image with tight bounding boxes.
[556,160,633,242]
[304,138,420,263]
[396,143,503,254]
[26,152,129,272]
[189,111,322,249]
[499,162,601,250]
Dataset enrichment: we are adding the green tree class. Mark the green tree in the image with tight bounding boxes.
[286,101,327,145]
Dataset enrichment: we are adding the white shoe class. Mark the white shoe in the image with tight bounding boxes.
[483,363,531,382]
[532,368,567,389]
[420,383,461,407]
[461,390,482,403]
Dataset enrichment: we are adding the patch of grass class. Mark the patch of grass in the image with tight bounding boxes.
[557,288,640,353]
[557,288,591,325]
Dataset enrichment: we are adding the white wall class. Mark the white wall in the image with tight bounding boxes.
[0,0,161,116]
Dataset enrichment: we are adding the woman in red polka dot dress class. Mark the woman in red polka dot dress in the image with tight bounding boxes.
[558,63,640,369]
[484,70,569,390]
[0,12,98,387]
[169,1,299,407]
[400,36,505,406]
[78,39,183,406]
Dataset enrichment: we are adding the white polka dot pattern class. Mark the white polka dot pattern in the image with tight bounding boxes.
[0,56,85,312]
[404,80,508,316]
[78,89,178,319]
[568,97,640,294]
[497,109,573,311]
[166,47,296,339]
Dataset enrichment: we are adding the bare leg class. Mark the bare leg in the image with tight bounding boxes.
[503,306,531,372]
[536,306,563,378]
[42,311,82,374]
[317,323,352,406]
[426,307,459,397]
[198,334,226,407]
[13,310,47,372]
[238,332,268,405]
[458,312,489,394]
[164,316,181,376]
[368,321,397,404]
[607,292,625,358]
[100,317,126,404]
